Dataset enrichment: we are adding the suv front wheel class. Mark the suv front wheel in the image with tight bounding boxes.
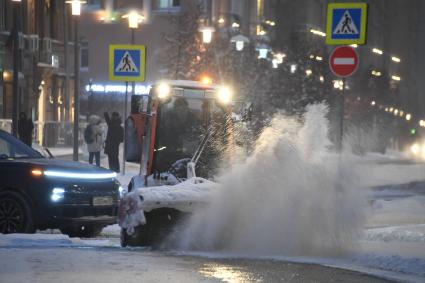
[0,191,35,234]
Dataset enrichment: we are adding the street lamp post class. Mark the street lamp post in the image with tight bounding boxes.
[11,0,22,137]
[88,78,93,113]
[122,11,144,175]
[66,0,85,161]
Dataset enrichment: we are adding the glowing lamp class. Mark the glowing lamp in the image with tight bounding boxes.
[66,0,86,16]
[230,35,250,51]
[122,11,144,29]
[201,76,213,85]
[199,26,215,44]
[217,86,232,104]
[157,83,171,100]
[256,43,270,59]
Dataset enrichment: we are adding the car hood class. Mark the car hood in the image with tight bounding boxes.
[14,158,113,173]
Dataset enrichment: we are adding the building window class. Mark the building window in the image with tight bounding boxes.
[154,0,180,11]
[87,0,101,6]
[80,39,89,71]
[86,0,103,9]
[0,0,13,32]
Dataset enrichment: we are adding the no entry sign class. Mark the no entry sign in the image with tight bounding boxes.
[329,46,359,77]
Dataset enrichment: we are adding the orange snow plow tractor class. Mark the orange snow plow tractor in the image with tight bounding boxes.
[125,80,235,189]
[120,80,236,246]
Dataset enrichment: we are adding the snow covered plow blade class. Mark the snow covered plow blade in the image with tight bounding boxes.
[119,178,217,247]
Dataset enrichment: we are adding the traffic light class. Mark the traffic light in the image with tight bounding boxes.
[410,128,417,135]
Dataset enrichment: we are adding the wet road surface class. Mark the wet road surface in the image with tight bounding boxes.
[0,244,393,283]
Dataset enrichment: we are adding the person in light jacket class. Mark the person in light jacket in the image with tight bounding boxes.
[87,115,103,166]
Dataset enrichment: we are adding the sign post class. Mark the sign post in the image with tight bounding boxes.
[326,3,368,45]
[109,45,146,174]
[329,46,359,78]
[329,46,359,151]
[109,45,146,82]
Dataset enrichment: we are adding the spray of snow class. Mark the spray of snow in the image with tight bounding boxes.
[171,104,366,257]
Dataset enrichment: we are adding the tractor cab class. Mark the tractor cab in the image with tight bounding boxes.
[127,80,233,187]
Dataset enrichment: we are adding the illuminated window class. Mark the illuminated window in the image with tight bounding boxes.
[154,0,180,11]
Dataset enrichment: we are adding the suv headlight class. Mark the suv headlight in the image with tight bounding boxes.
[51,188,65,202]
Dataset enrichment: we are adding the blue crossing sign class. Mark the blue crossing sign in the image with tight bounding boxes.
[326,3,367,45]
[109,45,146,82]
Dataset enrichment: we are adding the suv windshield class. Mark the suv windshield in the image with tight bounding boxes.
[0,132,44,160]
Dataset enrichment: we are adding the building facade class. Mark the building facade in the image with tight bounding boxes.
[0,0,76,145]
[3,0,425,147]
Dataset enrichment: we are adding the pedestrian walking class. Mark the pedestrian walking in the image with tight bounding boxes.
[104,112,123,173]
[85,115,103,166]
[18,112,34,147]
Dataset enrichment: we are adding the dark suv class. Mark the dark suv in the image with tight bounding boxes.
[0,130,120,237]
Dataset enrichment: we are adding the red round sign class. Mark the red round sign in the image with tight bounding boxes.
[329,46,359,78]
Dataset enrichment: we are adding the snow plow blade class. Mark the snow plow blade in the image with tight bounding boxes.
[119,177,218,247]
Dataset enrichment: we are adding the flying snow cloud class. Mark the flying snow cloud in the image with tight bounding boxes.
[172,103,366,257]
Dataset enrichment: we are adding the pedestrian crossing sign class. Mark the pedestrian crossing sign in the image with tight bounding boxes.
[326,3,367,45]
[109,45,146,82]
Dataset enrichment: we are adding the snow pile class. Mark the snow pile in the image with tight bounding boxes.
[120,177,218,232]
[353,161,425,188]
[0,233,73,247]
[351,254,425,278]
[100,224,122,237]
[174,104,366,256]
[365,225,425,243]
[367,196,425,227]
[129,177,217,212]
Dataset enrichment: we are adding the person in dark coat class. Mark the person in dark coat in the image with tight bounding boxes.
[18,112,34,147]
[104,112,123,172]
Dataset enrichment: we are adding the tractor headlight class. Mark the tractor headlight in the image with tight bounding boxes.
[410,143,420,156]
[51,187,65,202]
[217,86,232,104]
[157,83,171,100]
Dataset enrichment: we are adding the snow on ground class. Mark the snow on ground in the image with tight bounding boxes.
[367,196,425,227]
[364,224,425,243]
[351,154,425,188]
[0,233,74,247]
[100,224,121,237]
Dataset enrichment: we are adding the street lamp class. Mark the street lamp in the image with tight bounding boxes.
[122,10,144,30]
[230,35,250,51]
[121,10,144,175]
[66,0,86,161]
[122,11,144,97]
[256,43,270,59]
[11,0,22,137]
[199,26,215,44]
